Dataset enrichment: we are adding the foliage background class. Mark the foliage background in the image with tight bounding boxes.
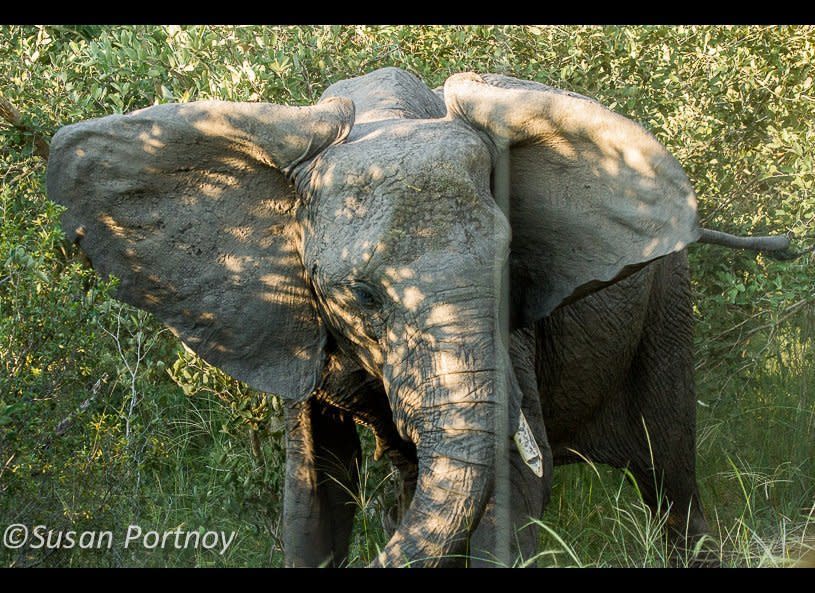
[0,25,812,567]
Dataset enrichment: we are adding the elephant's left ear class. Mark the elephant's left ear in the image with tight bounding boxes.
[444,73,700,325]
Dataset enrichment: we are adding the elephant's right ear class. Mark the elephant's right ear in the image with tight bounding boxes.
[47,98,355,401]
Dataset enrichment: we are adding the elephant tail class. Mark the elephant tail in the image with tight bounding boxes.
[698,228,812,261]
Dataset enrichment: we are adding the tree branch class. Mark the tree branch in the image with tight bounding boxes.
[54,374,107,437]
[0,96,50,160]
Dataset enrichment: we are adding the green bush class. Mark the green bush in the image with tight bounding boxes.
[0,25,812,567]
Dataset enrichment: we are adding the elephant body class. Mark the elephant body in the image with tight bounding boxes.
[284,248,707,566]
[47,67,709,567]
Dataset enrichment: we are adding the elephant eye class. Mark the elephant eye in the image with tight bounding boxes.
[349,282,380,309]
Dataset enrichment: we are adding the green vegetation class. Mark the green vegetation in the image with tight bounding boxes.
[1,25,812,567]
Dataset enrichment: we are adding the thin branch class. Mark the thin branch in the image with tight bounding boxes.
[699,174,792,227]
[54,374,108,436]
[0,96,50,160]
[738,298,813,343]
[695,297,814,374]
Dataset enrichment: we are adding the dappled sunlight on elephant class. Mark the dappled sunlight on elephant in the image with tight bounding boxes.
[47,67,716,567]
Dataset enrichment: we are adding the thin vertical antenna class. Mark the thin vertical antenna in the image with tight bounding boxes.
[493,147,511,567]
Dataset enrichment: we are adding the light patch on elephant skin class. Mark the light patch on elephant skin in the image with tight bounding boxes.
[401,286,425,311]
[641,237,661,258]
[621,146,649,173]
[336,195,368,220]
[98,213,127,239]
[546,136,577,160]
[137,126,166,155]
[425,303,457,327]
[197,171,242,196]
[220,254,244,274]
[383,266,415,281]
[259,271,295,289]
[436,349,457,377]
[381,280,400,304]
[224,225,254,241]
[598,154,620,177]
[143,293,162,306]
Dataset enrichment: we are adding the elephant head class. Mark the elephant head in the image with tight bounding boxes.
[46,67,700,566]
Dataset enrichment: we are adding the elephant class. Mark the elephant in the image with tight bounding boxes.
[47,66,740,567]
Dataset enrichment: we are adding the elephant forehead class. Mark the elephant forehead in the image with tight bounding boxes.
[312,118,492,189]
[310,122,496,240]
[302,119,504,280]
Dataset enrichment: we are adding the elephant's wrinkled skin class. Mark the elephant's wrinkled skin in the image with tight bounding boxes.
[46,67,708,567]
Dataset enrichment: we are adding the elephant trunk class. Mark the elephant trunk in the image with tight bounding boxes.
[372,326,499,567]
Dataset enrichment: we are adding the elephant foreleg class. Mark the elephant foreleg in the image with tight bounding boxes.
[282,399,361,567]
